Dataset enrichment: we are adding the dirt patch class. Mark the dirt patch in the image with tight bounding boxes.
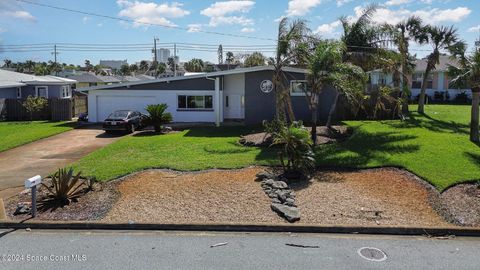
[239,125,352,147]
[441,184,480,227]
[4,181,119,221]
[103,167,450,226]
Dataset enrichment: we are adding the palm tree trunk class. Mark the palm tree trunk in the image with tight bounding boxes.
[326,91,340,128]
[417,68,431,114]
[400,60,410,117]
[285,95,296,123]
[311,106,318,144]
[470,88,480,143]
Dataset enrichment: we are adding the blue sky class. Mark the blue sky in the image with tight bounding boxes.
[1,0,479,65]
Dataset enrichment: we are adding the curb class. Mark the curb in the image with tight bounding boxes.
[1,222,480,237]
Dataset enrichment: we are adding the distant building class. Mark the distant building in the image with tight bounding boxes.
[66,73,121,89]
[154,48,171,63]
[99,60,128,70]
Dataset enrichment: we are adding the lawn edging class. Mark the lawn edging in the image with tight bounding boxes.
[1,221,480,237]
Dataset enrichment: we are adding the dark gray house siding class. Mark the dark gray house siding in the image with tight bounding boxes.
[0,87,18,99]
[119,77,215,90]
[244,70,338,125]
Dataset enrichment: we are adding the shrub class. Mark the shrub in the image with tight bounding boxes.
[271,122,315,177]
[42,168,86,205]
[22,96,48,120]
[455,91,470,103]
[145,104,173,133]
[263,118,285,136]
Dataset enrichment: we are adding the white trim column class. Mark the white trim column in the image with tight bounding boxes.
[215,77,221,127]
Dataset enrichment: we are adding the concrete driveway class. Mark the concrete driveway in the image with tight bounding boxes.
[0,126,122,199]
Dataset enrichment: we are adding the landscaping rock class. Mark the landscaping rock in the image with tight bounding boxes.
[285,198,296,206]
[263,179,275,186]
[271,203,300,222]
[272,198,282,204]
[271,181,288,189]
[13,204,30,216]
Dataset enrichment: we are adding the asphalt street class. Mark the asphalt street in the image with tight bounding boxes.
[0,229,479,270]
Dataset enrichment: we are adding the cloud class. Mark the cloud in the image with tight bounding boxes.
[314,20,341,37]
[468,25,480,32]
[351,6,471,25]
[336,0,352,7]
[241,27,255,33]
[286,0,322,17]
[2,10,35,21]
[117,0,190,27]
[201,1,255,27]
[187,23,202,33]
[82,16,90,24]
[385,0,412,6]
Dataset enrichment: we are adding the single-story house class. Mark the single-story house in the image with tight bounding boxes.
[0,69,77,99]
[81,66,338,125]
[66,73,121,89]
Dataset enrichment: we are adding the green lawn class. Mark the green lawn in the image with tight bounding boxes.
[0,121,74,152]
[73,105,480,190]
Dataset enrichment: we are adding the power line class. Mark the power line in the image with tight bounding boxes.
[15,0,276,41]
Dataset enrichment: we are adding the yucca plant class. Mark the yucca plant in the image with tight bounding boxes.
[145,104,173,133]
[42,168,86,205]
[271,122,315,177]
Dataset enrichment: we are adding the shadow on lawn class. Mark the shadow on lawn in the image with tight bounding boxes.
[385,112,469,135]
[315,127,420,168]
[183,126,264,138]
[465,152,480,168]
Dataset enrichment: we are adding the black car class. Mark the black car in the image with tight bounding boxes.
[103,110,146,133]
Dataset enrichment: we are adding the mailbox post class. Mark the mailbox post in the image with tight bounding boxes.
[25,175,42,218]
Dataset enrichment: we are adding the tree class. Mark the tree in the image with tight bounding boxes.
[25,60,35,73]
[84,60,93,72]
[271,17,310,122]
[244,52,267,67]
[382,16,425,117]
[156,62,166,75]
[184,58,205,72]
[305,40,367,141]
[3,59,12,68]
[167,57,178,72]
[139,60,149,72]
[417,25,458,114]
[22,96,48,120]
[145,104,173,133]
[226,51,235,64]
[129,64,139,74]
[448,42,480,142]
[120,64,130,76]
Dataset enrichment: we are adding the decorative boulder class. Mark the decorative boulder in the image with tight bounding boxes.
[271,203,300,223]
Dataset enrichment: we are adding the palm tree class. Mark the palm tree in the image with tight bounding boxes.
[25,60,35,73]
[129,64,139,75]
[145,104,173,133]
[448,42,480,142]
[244,52,266,67]
[340,4,383,71]
[225,52,235,64]
[156,63,166,76]
[271,17,310,122]
[139,60,149,72]
[382,16,425,116]
[3,59,12,68]
[120,64,130,76]
[417,25,458,114]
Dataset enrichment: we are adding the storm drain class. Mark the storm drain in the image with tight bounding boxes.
[357,247,387,262]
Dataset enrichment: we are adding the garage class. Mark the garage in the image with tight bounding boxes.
[96,95,156,122]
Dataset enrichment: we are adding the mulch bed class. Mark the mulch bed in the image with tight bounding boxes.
[239,125,352,147]
[4,179,119,221]
[441,184,480,226]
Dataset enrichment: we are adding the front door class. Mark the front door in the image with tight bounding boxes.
[224,94,243,119]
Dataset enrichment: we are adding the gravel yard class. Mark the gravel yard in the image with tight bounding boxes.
[103,167,451,226]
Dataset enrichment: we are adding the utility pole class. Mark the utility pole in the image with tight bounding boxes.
[218,44,223,64]
[153,37,159,78]
[51,44,59,76]
[174,43,177,77]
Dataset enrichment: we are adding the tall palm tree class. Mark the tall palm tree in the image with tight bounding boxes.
[225,52,235,64]
[417,25,458,114]
[129,64,139,75]
[271,17,310,122]
[139,60,149,72]
[25,60,35,73]
[448,42,480,142]
[305,39,367,142]
[382,16,425,116]
[184,58,205,72]
[3,59,12,68]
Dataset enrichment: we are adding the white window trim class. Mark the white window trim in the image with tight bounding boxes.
[61,85,72,98]
[35,86,49,98]
[290,80,308,96]
[177,94,214,111]
[16,87,22,99]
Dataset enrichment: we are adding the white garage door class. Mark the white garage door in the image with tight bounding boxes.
[96,95,156,121]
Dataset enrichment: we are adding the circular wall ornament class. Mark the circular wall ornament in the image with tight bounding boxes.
[260,80,274,93]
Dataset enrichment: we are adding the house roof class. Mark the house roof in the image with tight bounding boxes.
[0,69,77,89]
[80,66,308,92]
[414,55,460,72]
[66,73,121,83]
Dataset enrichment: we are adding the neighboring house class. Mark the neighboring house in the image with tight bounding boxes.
[99,60,128,70]
[82,66,337,125]
[0,69,76,99]
[66,73,121,89]
[369,55,471,101]
[116,75,155,83]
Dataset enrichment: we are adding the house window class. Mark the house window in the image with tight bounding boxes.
[61,85,71,98]
[35,86,48,98]
[225,96,229,107]
[177,95,213,110]
[290,80,308,96]
[16,87,22,99]
[411,73,433,89]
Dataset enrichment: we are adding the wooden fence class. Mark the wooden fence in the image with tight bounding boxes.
[4,96,88,121]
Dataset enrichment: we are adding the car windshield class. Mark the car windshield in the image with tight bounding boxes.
[108,111,130,119]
